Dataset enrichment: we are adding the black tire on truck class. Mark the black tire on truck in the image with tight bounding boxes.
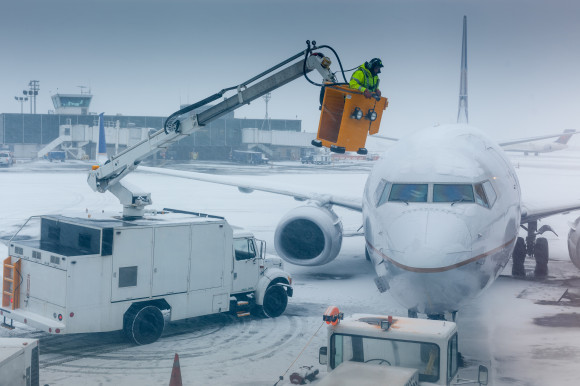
[257,285,288,318]
[123,304,165,345]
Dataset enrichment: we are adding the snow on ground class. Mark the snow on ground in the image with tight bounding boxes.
[1,153,580,385]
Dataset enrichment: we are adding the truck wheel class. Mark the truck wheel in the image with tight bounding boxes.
[123,305,165,345]
[259,285,288,318]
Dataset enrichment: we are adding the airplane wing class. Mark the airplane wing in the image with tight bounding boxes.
[375,130,578,147]
[521,201,580,224]
[498,130,577,147]
[139,166,363,212]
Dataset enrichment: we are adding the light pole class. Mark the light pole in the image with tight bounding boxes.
[23,80,40,114]
[14,96,28,114]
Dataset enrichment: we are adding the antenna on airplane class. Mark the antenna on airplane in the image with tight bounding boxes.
[457,16,469,124]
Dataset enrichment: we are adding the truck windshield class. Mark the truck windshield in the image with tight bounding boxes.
[331,333,440,383]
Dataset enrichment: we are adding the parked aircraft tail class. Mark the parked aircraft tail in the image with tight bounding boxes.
[555,129,576,144]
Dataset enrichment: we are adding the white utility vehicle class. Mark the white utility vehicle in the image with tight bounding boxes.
[316,307,488,386]
[1,210,292,344]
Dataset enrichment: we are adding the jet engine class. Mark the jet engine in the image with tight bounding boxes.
[274,205,343,266]
[568,216,580,270]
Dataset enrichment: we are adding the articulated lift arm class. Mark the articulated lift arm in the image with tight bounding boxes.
[87,44,337,217]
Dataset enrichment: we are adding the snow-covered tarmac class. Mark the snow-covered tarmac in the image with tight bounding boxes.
[1,153,580,385]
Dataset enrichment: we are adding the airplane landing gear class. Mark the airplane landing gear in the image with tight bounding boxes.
[512,221,557,278]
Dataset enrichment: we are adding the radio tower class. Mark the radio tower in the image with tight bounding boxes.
[261,92,272,130]
[457,16,468,124]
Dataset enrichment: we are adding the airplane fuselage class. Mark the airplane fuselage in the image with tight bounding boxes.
[362,124,521,315]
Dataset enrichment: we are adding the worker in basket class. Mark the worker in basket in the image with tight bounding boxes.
[349,58,383,99]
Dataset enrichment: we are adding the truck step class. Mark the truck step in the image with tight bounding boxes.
[1,322,15,330]
[236,311,250,318]
[237,301,249,307]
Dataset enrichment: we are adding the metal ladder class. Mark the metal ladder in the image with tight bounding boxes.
[2,257,21,310]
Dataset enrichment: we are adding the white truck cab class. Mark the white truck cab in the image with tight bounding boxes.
[317,307,488,386]
[1,210,292,345]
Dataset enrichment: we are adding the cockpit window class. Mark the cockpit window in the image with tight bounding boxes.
[474,183,489,208]
[433,184,474,203]
[389,184,428,203]
[375,179,392,207]
[482,181,497,207]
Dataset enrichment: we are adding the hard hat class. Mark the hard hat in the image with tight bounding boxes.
[368,58,384,73]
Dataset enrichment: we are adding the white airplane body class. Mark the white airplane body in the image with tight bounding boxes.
[362,124,521,315]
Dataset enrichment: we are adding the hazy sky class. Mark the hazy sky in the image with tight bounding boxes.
[2,0,580,140]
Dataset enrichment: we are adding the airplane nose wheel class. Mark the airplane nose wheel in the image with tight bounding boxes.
[511,237,526,276]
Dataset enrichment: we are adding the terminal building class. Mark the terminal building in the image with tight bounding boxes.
[0,91,314,161]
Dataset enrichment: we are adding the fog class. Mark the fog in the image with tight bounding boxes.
[2,0,580,140]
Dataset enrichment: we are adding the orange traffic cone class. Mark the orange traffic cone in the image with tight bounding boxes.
[169,353,183,386]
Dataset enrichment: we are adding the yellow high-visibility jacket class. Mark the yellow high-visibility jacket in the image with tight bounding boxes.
[349,64,380,93]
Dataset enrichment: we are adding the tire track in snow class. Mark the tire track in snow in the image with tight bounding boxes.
[37,312,311,375]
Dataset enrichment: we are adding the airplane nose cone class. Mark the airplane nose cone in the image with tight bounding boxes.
[386,209,472,268]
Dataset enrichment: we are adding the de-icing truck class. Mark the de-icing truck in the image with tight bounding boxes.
[0,41,349,344]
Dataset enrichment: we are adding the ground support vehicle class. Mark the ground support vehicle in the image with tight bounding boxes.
[47,151,66,162]
[0,338,39,386]
[317,307,488,385]
[232,150,269,164]
[0,151,14,167]
[1,210,292,345]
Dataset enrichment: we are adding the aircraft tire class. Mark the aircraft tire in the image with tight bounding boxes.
[257,285,288,318]
[123,305,165,345]
[512,237,526,276]
[534,237,549,277]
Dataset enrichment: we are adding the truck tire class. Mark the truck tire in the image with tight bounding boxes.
[258,285,288,318]
[123,305,165,345]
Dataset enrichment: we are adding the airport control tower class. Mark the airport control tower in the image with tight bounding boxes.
[51,90,93,115]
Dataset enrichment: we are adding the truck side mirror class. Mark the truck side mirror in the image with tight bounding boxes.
[478,365,489,385]
[319,346,328,365]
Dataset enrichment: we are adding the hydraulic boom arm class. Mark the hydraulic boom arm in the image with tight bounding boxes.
[87,43,338,217]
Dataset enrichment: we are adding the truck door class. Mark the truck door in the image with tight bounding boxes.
[190,223,226,291]
[152,225,190,296]
[231,238,260,293]
[111,228,153,302]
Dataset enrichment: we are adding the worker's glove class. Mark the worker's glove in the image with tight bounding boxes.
[363,90,372,99]
[375,89,382,98]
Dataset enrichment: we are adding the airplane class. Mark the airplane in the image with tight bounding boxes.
[141,123,580,318]
[502,129,577,155]
[137,18,580,319]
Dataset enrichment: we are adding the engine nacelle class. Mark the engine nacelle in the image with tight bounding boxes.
[568,216,580,270]
[274,205,343,266]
